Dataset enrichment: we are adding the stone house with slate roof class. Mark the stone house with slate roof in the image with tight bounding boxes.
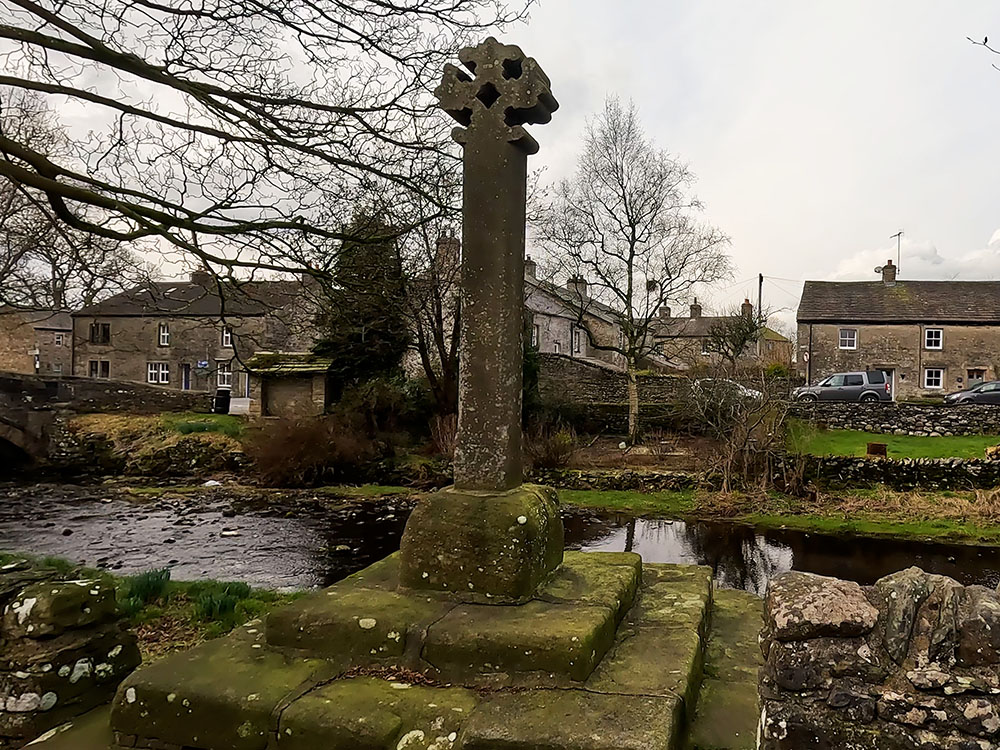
[651,298,793,370]
[797,259,1000,400]
[71,272,317,398]
[0,308,73,376]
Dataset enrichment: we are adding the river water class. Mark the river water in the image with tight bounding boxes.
[1,483,998,596]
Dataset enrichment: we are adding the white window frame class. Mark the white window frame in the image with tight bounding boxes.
[838,328,857,350]
[553,341,561,355]
[531,323,539,348]
[924,328,943,350]
[217,360,233,387]
[54,333,64,347]
[701,338,710,355]
[147,362,169,384]
[52,363,62,375]
[924,368,944,390]
[158,322,170,347]
[572,328,582,354]
[222,327,233,348]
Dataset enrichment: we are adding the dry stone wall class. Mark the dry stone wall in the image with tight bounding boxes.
[0,559,140,748]
[792,401,1000,437]
[795,454,1000,491]
[760,568,1000,749]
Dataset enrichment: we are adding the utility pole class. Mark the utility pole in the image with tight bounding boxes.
[757,272,764,356]
[890,231,903,271]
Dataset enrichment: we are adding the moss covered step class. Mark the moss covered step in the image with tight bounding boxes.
[687,589,763,750]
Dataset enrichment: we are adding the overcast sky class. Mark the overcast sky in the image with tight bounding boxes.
[512,1,1000,328]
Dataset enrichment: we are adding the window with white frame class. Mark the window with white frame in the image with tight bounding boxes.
[553,341,561,355]
[217,360,232,387]
[838,329,857,350]
[158,322,170,347]
[147,362,169,384]
[924,328,943,350]
[924,368,944,389]
[573,328,582,354]
[54,333,64,346]
[52,363,62,375]
[221,327,233,348]
[701,338,710,355]
[531,324,539,348]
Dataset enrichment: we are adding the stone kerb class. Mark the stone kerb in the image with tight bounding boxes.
[0,559,140,749]
[759,568,1000,749]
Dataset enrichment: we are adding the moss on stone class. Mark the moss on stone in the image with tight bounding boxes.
[537,551,641,620]
[423,600,617,682]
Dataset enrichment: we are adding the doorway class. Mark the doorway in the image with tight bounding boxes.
[181,363,191,391]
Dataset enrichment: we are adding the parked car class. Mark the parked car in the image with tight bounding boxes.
[793,371,892,403]
[943,380,1000,404]
[692,378,763,401]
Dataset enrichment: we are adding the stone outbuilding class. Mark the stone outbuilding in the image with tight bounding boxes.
[245,352,334,418]
[798,260,1000,399]
[0,308,72,376]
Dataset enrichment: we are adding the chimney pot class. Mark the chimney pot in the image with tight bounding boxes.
[525,256,537,278]
[689,298,702,318]
[741,298,755,318]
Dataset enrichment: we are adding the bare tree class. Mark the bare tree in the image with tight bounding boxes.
[0,89,151,309]
[703,306,766,370]
[0,0,532,282]
[536,97,732,442]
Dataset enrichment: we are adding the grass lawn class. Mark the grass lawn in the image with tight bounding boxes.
[160,412,244,438]
[786,419,1000,459]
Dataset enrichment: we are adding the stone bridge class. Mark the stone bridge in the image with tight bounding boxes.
[0,371,207,465]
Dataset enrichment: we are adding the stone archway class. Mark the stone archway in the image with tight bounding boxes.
[0,419,38,471]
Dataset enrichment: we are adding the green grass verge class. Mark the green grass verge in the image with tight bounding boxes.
[745,513,1000,546]
[558,489,696,515]
[160,412,245,438]
[787,419,1000,459]
[316,484,412,498]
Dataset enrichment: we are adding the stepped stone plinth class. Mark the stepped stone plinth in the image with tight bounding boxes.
[106,550,717,750]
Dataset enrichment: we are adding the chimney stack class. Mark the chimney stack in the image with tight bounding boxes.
[741,298,755,318]
[659,305,672,319]
[689,298,702,318]
[524,255,537,278]
[566,276,588,301]
[435,230,461,272]
[881,259,897,286]
[190,269,212,287]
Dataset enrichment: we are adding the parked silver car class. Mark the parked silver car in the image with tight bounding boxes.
[943,380,1000,404]
[793,371,892,403]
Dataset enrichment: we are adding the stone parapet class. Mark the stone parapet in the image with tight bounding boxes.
[0,559,140,749]
[759,568,1000,749]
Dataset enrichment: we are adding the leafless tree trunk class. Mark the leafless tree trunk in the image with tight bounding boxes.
[535,96,732,442]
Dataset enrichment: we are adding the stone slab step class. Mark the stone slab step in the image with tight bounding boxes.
[687,589,763,750]
[22,705,111,749]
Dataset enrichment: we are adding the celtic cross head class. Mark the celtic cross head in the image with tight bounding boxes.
[435,37,559,155]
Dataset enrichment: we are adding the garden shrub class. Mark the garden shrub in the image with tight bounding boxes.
[525,424,579,469]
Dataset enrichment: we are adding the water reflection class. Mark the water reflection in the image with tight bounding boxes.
[0,487,997,594]
[566,511,1000,596]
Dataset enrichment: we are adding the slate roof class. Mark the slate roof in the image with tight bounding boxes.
[653,315,790,343]
[0,308,72,329]
[246,352,333,375]
[797,281,1000,324]
[73,280,301,318]
[525,277,618,324]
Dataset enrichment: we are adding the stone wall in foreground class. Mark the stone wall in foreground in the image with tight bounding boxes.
[792,401,1000,438]
[0,559,140,748]
[759,568,1000,749]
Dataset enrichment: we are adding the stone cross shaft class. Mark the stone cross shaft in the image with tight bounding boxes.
[435,37,558,492]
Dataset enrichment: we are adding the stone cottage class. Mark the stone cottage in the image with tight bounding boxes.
[797,259,1000,399]
[245,352,334,418]
[71,272,317,397]
[652,298,793,370]
[0,307,73,376]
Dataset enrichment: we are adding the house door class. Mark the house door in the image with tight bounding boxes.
[181,364,191,391]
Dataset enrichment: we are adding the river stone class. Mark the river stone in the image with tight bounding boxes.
[460,689,682,750]
[957,586,1000,667]
[765,572,878,642]
[398,484,563,604]
[2,579,117,639]
[873,567,931,664]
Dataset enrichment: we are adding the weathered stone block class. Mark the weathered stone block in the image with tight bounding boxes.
[265,585,452,661]
[765,571,878,642]
[460,689,682,750]
[765,637,887,691]
[957,585,1000,667]
[398,484,563,603]
[537,550,640,620]
[111,628,334,750]
[277,677,477,750]
[423,600,616,681]
[2,579,117,639]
